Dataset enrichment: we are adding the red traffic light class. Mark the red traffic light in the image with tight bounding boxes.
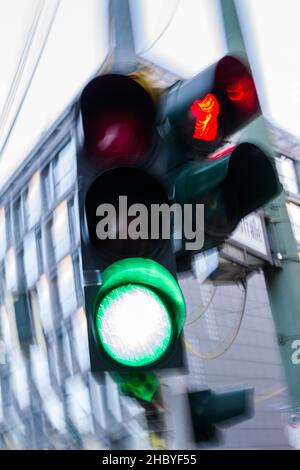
[190,93,220,142]
[80,74,157,167]
[165,55,260,156]
[214,55,259,126]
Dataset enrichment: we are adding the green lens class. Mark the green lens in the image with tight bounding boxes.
[95,284,173,367]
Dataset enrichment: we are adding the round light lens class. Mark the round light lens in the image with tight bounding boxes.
[95,284,173,367]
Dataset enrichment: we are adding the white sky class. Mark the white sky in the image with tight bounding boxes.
[0,0,299,189]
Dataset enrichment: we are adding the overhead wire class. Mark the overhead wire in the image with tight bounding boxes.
[0,0,44,137]
[255,385,287,404]
[0,0,61,156]
[137,0,180,55]
[185,284,217,326]
[183,279,248,360]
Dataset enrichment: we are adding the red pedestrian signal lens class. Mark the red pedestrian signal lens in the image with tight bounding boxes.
[190,93,220,142]
[215,56,259,118]
[80,75,156,167]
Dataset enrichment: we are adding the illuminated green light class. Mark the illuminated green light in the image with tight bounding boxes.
[95,284,173,367]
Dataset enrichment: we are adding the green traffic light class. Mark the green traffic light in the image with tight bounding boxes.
[95,284,173,367]
[93,258,186,369]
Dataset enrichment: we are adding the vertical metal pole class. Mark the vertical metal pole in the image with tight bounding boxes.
[110,0,137,72]
[220,0,300,411]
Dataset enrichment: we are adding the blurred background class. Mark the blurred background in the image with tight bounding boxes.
[0,0,300,449]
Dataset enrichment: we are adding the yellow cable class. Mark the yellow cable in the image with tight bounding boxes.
[185,285,217,326]
[255,386,287,404]
[183,281,247,360]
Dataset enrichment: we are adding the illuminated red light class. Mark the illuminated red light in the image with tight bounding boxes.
[226,74,257,114]
[190,93,219,141]
[215,56,259,116]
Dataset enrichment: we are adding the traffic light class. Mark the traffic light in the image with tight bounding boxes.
[76,73,186,377]
[162,55,282,259]
[173,142,281,252]
[164,55,260,157]
[188,387,254,443]
[76,54,282,381]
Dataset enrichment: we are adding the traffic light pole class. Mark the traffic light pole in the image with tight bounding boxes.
[110,0,137,71]
[220,0,300,411]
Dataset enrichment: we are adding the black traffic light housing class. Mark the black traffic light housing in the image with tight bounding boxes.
[76,73,186,376]
[188,387,254,443]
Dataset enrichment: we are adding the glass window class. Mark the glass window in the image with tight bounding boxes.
[88,376,107,430]
[43,388,65,432]
[36,274,54,333]
[5,247,18,292]
[10,353,30,410]
[30,345,52,395]
[42,163,55,210]
[29,289,46,350]
[0,305,11,353]
[5,207,12,247]
[57,256,78,317]
[276,156,298,194]
[0,207,7,260]
[61,324,74,374]
[287,202,300,243]
[69,196,80,245]
[65,374,93,435]
[12,197,25,244]
[105,373,122,422]
[23,231,39,288]
[26,171,42,229]
[71,307,89,373]
[54,140,76,199]
[51,200,71,262]
[0,378,3,423]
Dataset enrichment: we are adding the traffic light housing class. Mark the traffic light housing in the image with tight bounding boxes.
[164,55,260,157]
[188,387,254,443]
[76,54,282,380]
[174,142,282,252]
[76,73,186,376]
[162,55,282,260]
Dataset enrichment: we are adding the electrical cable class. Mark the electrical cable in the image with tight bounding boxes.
[183,279,248,360]
[0,0,61,155]
[138,0,180,55]
[255,385,287,404]
[0,0,44,137]
[185,285,217,326]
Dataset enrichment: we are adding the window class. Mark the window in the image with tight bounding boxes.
[276,156,298,194]
[54,140,76,199]
[36,274,54,333]
[0,208,7,260]
[29,288,46,350]
[65,375,93,434]
[42,163,55,210]
[57,256,78,317]
[51,200,71,262]
[5,247,18,292]
[71,307,89,372]
[10,353,30,410]
[26,171,42,229]
[12,197,25,244]
[23,231,39,288]
[69,196,80,245]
